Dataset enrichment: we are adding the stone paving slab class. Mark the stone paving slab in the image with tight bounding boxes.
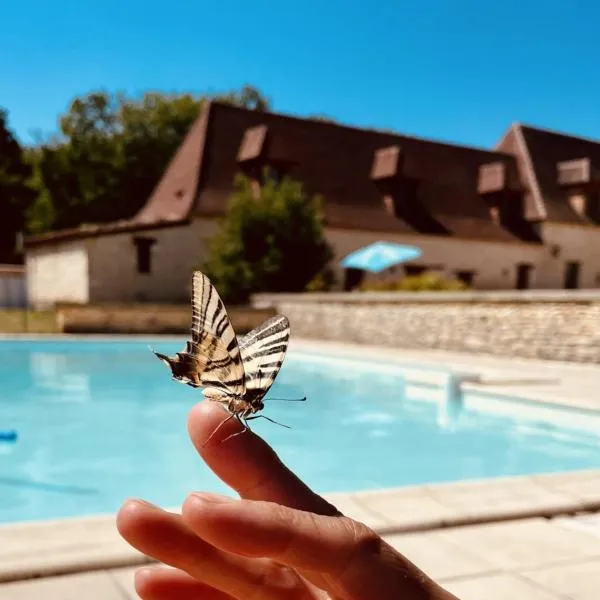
[434,518,600,570]
[519,557,600,600]
[109,566,139,599]
[384,529,497,581]
[7,517,600,599]
[533,470,600,507]
[2,469,600,583]
[424,475,580,523]
[440,573,563,600]
[0,571,132,600]
[0,514,151,582]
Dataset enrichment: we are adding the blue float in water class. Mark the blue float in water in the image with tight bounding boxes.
[0,430,17,443]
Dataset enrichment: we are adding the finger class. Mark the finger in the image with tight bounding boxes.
[189,401,338,515]
[182,494,443,600]
[135,566,234,600]
[116,499,313,600]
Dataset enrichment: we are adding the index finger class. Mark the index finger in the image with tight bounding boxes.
[189,401,339,515]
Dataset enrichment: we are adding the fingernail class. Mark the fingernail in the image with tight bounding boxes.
[131,498,160,509]
[190,492,235,504]
[134,567,154,584]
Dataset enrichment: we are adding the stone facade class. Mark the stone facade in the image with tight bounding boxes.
[26,218,219,308]
[0,265,27,308]
[24,218,600,309]
[326,228,544,289]
[535,222,600,289]
[253,291,600,364]
[26,241,89,307]
[87,218,218,303]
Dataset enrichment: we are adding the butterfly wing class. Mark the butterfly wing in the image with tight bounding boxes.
[239,315,291,398]
[190,272,246,395]
[154,271,245,395]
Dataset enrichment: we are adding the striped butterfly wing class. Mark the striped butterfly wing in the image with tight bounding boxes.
[152,269,226,387]
[191,272,246,396]
[238,315,291,399]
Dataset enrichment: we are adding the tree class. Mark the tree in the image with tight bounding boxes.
[203,171,334,303]
[26,86,270,233]
[0,109,34,262]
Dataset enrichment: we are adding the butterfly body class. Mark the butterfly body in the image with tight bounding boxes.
[152,271,305,443]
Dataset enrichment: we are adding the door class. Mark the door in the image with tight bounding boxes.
[515,263,533,290]
[564,261,581,289]
[343,268,364,291]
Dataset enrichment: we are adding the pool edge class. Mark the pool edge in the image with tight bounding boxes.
[1,468,599,583]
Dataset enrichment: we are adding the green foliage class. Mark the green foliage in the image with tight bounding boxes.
[0,109,35,261]
[25,86,270,233]
[360,272,469,292]
[305,267,336,292]
[203,171,333,303]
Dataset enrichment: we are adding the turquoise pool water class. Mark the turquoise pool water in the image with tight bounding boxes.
[1,338,600,523]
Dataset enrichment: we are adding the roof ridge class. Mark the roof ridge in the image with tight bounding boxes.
[209,101,511,156]
[519,122,600,145]
[132,100,213,224]
[513,123,547,220]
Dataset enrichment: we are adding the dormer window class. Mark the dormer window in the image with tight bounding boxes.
[568,193,587,217]
[557,158,591,187]
[568,191,600,222]
[489,206,500,224]
[236,124,295,196]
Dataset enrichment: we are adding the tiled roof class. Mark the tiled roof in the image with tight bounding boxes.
[497,123,600,224]
[25,103,538,247]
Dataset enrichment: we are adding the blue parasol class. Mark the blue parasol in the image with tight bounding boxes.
[340,242,422,273]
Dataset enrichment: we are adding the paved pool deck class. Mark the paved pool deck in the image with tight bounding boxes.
[1,338,600,599]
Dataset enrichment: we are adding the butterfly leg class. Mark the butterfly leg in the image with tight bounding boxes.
[246,415,291,429]
[202,413,239,447]
[215,414,251,445]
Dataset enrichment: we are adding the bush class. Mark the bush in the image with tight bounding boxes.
[360,272,469,292]
[305,267,336,292]
[203,171,334,303]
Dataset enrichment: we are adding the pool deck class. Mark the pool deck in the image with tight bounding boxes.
[2,339,600,599]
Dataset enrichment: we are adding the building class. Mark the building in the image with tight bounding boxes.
[23,102,600,307]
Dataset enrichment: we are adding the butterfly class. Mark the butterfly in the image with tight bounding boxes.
[152,271,305,444]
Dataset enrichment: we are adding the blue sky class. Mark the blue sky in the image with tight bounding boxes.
[3,0,600,147]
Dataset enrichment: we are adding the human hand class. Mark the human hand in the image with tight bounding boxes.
[117,401,459,599]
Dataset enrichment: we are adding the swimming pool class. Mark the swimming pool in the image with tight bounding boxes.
[1,338,600,523]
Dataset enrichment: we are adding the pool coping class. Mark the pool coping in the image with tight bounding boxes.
[1,468,599,583]
[1,336,599,582]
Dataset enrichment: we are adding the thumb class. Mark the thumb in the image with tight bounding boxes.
[181,493,453,600]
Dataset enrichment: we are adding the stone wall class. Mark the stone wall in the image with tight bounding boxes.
[56,303,276,334]
[253,290,600,364]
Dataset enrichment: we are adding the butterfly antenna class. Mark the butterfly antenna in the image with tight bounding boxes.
[247,415,291,429]
[267,396,307,402]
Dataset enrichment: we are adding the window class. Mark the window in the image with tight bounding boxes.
[404,265,427,277]
[455,270,475,286]
[516,263,533,290]
[489,206,500,224]
[564,261,581,289]
[587,192,600,222]
[133,236,156,274]
[568,192,600,222]
[343,268,364,291]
